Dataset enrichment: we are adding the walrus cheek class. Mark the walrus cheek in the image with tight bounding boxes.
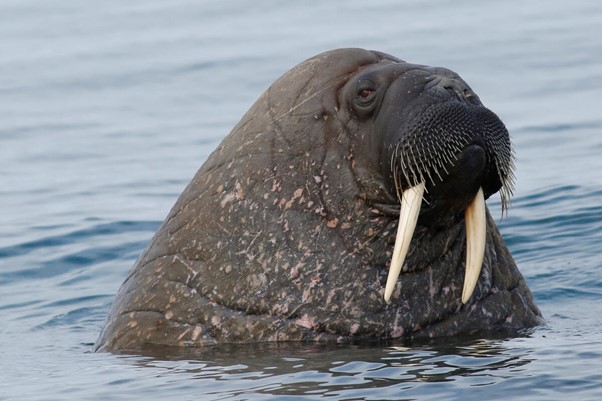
[383,184,486,305]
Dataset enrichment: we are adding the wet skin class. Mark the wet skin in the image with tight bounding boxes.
[96,48,542,352]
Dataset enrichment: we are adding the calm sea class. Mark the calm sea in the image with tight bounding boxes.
[2,1,602,400]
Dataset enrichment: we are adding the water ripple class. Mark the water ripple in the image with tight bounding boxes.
[0,220,158,283]
[500,185,602,262]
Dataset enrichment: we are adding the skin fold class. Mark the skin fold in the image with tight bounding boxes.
[96,48,543,352]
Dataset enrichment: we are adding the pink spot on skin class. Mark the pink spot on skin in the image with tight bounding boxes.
[177,328,192,341]
[220,193,236,208]
[211,316,222,328]
[285,188,303,209]
[302,287,311,303]
[191,325,203,341]
[235,182,244,200]
[391,325,404,338]
[272,304,289,315]
[295,314,317,329]
[326,289,336,304]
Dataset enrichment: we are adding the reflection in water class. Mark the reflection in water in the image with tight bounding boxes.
[117,337,534,399]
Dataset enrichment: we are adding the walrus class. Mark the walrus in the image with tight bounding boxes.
[96,48,543,352]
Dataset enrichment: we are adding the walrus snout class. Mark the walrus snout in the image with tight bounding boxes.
[344,63,515,209]
[389,101,515,212]
[379,69,515,304]
[420,143,487,220]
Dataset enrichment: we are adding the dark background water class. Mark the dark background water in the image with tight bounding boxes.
[2,1,602,400]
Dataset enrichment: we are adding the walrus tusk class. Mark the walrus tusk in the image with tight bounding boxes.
[384,182,425,302]
[384,184,486,304]
[462,187,486,304]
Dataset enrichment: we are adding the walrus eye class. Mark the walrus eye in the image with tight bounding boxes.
[353,81,379,116]
[356,87,376,104]
[359,89,375,99]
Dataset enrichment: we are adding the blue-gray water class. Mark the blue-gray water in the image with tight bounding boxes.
[2,1,602,400]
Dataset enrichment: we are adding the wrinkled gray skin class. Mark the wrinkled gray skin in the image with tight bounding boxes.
[96,48,543,352]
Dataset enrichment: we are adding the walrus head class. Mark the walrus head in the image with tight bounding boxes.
[339,59,515,304]
[95,48,542,351]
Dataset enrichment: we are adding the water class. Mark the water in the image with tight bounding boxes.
[1,0,601,399]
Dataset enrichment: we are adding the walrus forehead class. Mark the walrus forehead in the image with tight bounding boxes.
[343,60,473,92]
[264,49,395,117]
[341,61,431,94]
[272,49,464,125]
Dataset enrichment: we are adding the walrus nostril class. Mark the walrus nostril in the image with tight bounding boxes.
[462,89,479,104]
[425,75,475,102]
[443,85,478,105]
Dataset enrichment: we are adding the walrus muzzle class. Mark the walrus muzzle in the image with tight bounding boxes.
[385,102,515,303]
